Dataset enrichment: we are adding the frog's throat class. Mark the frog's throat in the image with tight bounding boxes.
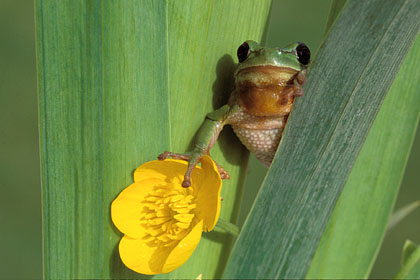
[235,65,298,117]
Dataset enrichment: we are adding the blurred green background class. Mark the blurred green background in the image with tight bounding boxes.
[0,0,418,279]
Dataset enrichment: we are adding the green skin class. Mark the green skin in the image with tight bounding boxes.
[159,41,308,187]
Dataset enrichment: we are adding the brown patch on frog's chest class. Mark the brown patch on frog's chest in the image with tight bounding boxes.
[235,66,298,116]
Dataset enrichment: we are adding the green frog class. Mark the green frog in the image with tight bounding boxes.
[159,40,310,187]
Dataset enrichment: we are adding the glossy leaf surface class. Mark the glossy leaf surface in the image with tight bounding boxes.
[223,0,420,278]
[36,0,270,278]
[307,33,420,279]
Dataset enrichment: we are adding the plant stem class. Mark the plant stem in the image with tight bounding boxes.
[214,218,240,237]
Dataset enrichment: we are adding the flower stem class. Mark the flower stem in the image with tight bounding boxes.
[214,218,240,237]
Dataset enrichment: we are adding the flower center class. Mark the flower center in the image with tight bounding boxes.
[141,183,197,247]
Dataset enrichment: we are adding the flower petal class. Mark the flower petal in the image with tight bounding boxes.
[111,179,158,238]
[113,157,221,275]
[119,235,172,275]
[192,155,222,231]
[162,219,204,273]
[119,220,204,275]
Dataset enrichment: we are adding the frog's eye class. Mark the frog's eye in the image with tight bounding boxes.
[237,42,250,63]
[296,43,311,65]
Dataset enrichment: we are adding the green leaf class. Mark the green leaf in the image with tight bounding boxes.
[402,240,417,267]
[404,262,420,279]
[223,1,420,278]
[238,0,334,228]
[306,33,420,279]
[388,201,420,231]
[214,219,240,237]
[36,0,270,278]
[396,241,420,279]
[325,0,347,31]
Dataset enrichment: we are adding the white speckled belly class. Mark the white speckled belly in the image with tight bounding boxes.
[232,126,283,166]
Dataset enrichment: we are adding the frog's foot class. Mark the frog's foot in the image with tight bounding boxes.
[215,162,230,180]
[157,151,196,188]
[158,151,229,188]
[281,77,305,103]
[296,69,306,85]
[292,86,304,97]
[158,151,205,188]
[291,69,306,97]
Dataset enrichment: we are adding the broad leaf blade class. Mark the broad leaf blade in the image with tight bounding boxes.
[307,33,420,279]
[37,1,169,278]
[223,1,420,278]
[36,0,270,279]
[162,1,271,278]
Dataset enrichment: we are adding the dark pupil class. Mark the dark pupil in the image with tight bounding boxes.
[237,42,250,63]
[296,44,311,65]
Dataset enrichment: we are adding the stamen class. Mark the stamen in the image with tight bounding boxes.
[141,183,197,246]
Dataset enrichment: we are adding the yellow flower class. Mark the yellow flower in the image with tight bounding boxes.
[111,155,222,275]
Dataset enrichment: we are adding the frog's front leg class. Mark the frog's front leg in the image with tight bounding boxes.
[158,104,236,187]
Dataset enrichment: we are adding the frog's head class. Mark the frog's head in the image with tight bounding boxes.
[236,40,310,70]
[234,40,311,116]
[235,40,310,83]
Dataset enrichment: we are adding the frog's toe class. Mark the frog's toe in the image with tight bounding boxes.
[215,162,230,180]
[182,176,192,188]
[157,151,170,160]
[293,88,304,97]
[157,151,190,161]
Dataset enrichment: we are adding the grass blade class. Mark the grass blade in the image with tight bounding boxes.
[402,240,418,267]
[223,1,420,278]
[388,201,420,231]
[37,1,169,278]
[325,0,346,31]
[395,241,420,279]
[36,0,270,278]
[153,2,270,278]
[307,33,420,279]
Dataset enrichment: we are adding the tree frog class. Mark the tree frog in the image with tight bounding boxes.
[159,40,310,187]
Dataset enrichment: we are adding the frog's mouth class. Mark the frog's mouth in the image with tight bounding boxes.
[236,65,298,88]
[235,65,299,117]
